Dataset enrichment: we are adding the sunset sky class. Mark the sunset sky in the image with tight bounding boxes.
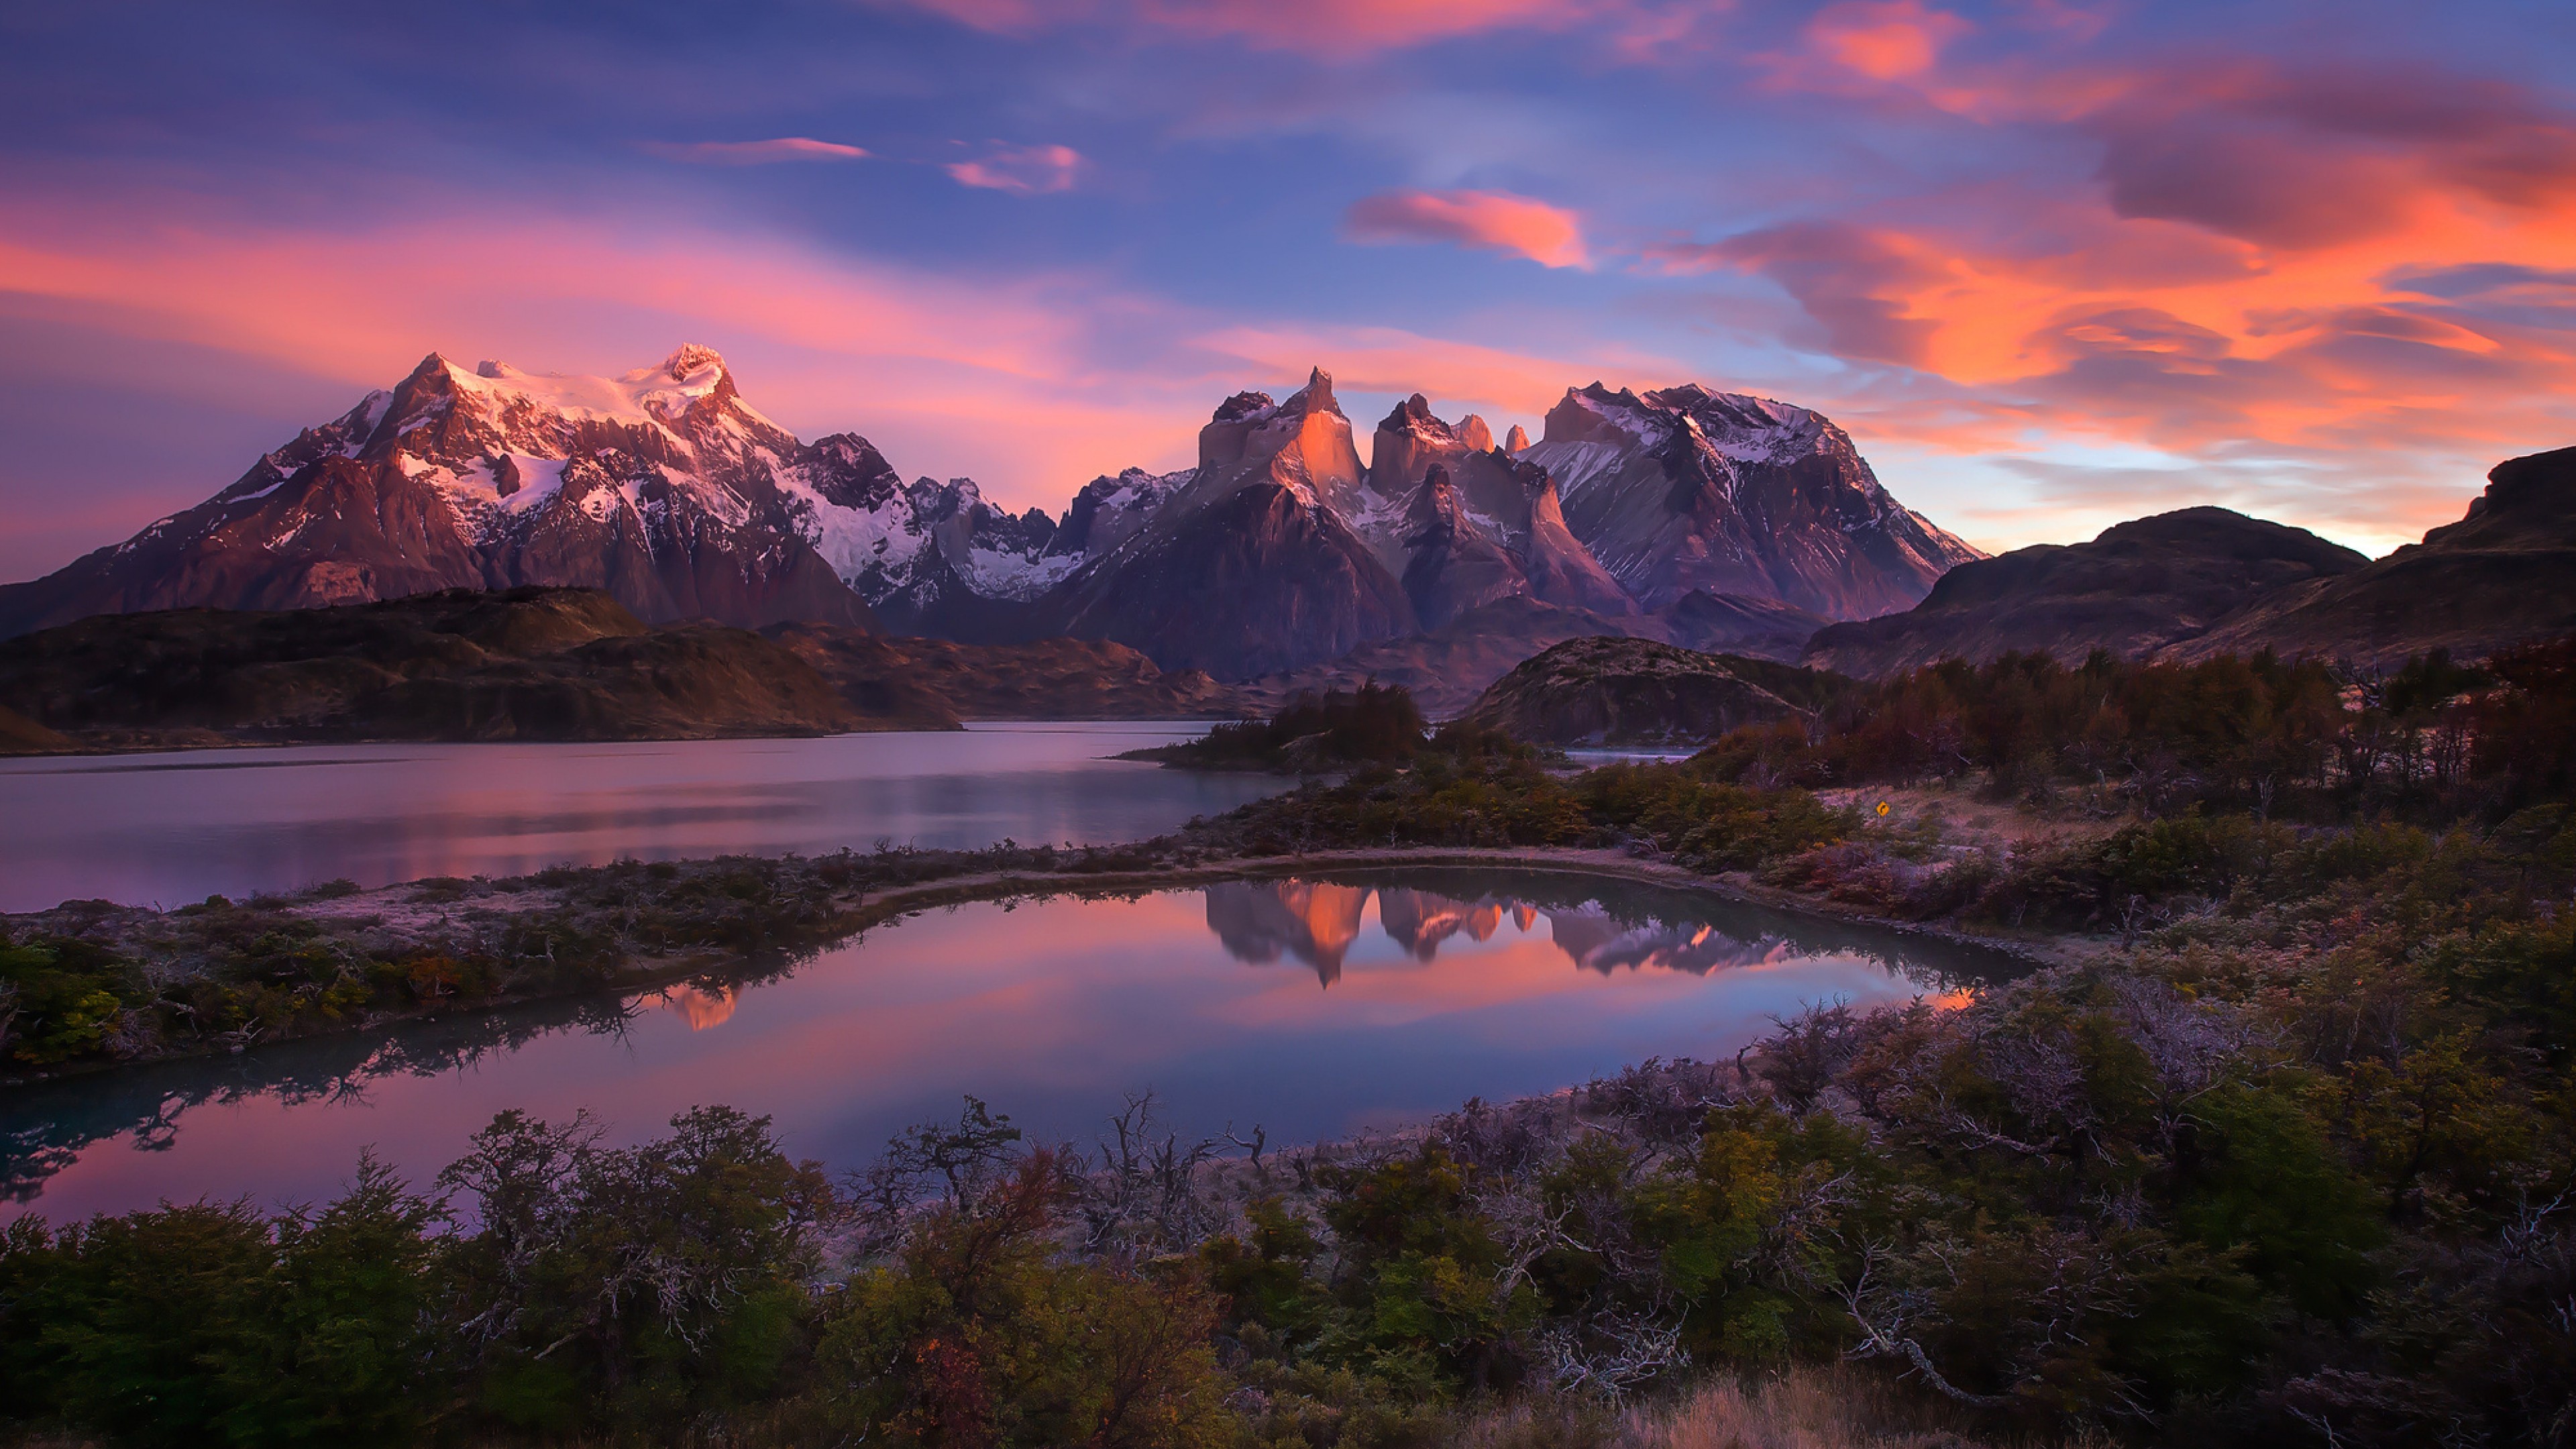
[4,0,2573,580]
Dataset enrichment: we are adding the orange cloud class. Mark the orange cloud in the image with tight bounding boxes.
[1806,0,1970,80]
[641,137,871,164]
[947,142,1083,193]
[1664,44,2576,541]
[1345,189,1590,268]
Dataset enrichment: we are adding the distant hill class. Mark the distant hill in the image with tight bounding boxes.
[0,703,71,754]
[0,587,897,751]
[1803,508,2367,677]
[2167,445,2576,667]
[763,626,1248,721]
[1240,590,1832,719]
[1460,635,1835,745]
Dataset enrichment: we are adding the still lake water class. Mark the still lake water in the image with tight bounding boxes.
[0,868,2017,1220]
[0,722,1282,913]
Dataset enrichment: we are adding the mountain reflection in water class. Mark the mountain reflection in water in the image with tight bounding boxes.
[3,869,2021,1220]
[1204,877,1846,984]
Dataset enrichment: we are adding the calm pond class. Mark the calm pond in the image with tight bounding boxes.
[0,868,2021,1220]
[0,722,1282,913]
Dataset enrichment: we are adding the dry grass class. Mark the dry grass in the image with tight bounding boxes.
[1449,1364,2111,1449]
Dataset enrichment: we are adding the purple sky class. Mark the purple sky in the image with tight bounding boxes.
[4,0,2573,580]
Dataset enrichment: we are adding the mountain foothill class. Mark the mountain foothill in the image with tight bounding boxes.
[0,343,2568,748]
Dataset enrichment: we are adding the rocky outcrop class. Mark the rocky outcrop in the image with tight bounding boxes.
[1402,466,1530,629]
[0,587,895,746]
[1460,635,1821,745]
[1043,468,1191,561]
[1520,383,1979,617]
[1042,373,1418,678]
[1185,368,1367,517]
[2166,447,2576,667]
[764,625,1247,720]
[1048,478,1417,679]
[1360,395,1631,617]
[1803,508,2368,677]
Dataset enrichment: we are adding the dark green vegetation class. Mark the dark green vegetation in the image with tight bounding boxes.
[1690,641,2576,822]
[1458,636,1842,746]
[4,642,2573,1446]
[0,588,882,751]
[1127,682,1430,771]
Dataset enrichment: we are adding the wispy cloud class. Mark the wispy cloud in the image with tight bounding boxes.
[946,143,1083,193]
[641,137,872,164]
[883,0,1634,56]
[1344,189,1589,269]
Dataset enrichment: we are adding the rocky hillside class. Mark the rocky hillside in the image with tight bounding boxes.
[763,626,1247,720]
[1240,588,1831,719]
[2167,446,2576,666]
[0,587,904,749]
[1803,508,2368,676]
[1519,384,1981,616]
[1459,635,1830,745]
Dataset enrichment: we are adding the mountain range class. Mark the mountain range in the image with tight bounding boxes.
[0,346,1976,683]
[3,345,2567,704]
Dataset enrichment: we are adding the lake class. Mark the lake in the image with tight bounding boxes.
[0,722,1284,913]
[0,867,2019,1220]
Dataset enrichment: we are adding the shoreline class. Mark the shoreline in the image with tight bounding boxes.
[0,842,2084,1091]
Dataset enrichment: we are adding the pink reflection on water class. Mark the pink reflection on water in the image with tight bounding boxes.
[2,875,1994,1222]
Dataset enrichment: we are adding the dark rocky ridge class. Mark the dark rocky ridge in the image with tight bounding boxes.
[1803,508,2369,677]
[1460,635,1829,745]
[1242,590,1833,719]
[2168,446,2576,666]
[763,625,1248,721]
[0,587,886,749]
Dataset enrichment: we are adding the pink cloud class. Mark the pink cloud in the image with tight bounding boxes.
[1805,0,1971,80]
[1134,0,1587,53]
[879,0,1662,56]
[641,137,871,164]
[1344,189,1589,268]
[0,199,1216,529]
[947,143,1083,194]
